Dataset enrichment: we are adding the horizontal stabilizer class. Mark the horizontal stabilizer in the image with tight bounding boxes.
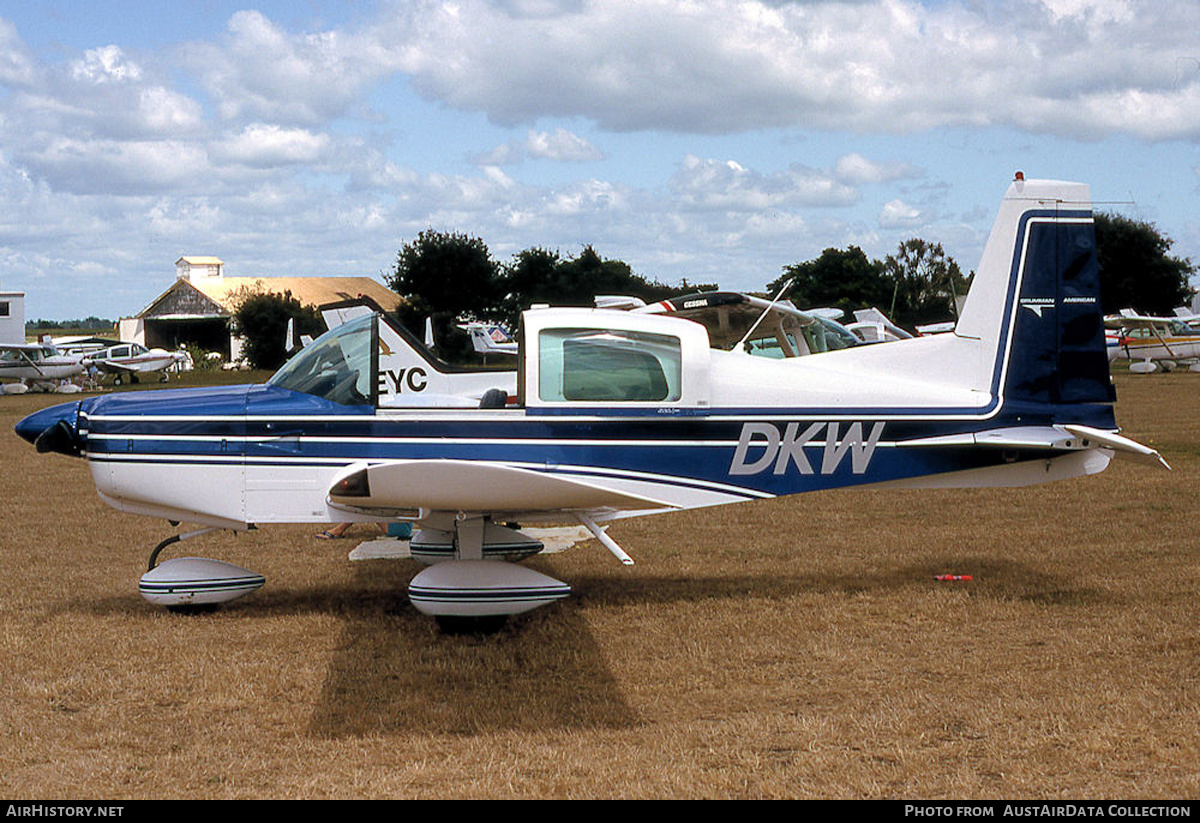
[328,459,675,514]
[899,426,1086,451]
[1062,425,1171,470]
[898,425,1170,469]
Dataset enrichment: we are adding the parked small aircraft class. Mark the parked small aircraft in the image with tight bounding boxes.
[462,322,518,357]
[82,342,187,384]
[0,342,84,392]
[634,290,861,357]
[15,176,1169,632]
[1104,308,1200,372]
[845,308,914,344]
[1173,306,1200,324]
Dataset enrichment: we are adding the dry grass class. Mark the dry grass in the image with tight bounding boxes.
[1,370,1197,799]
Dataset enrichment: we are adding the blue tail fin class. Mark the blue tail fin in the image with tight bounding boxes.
[1004,209,1116,405]
[954,178,1115,412]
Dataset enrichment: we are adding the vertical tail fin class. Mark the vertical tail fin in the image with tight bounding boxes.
[956,176,1115,408]
[1003,203,1114,405]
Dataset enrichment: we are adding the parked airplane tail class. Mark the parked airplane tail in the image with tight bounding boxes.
[953,175,1115,412]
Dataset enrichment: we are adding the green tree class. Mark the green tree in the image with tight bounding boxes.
[387,229,502,361]
[767,246,891,319]
[496,246,564,329]
[232,291,324,370]
[496,245,715,331]
[1093,212,1194,315]
[386,232,717,348]
[881,239,970,329]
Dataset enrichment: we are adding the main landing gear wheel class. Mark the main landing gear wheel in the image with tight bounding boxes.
[408,559,571,631]
[138,528,265,612]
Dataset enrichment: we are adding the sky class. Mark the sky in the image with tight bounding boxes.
[1,0,1198,321]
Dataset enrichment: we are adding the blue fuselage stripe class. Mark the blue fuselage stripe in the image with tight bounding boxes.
[79,399,1116,499]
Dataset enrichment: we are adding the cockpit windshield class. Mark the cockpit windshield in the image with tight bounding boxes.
[802,316,860,353]
[268,314,375,406]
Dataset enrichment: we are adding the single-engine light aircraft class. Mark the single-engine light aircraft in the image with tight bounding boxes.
[462,322,518,357]
[82,342,188,384]
[15,176,1169,631]
[1,342,84,392]
[633,290,862,357]
[1104,308,1200,373]
[846,308,914,344]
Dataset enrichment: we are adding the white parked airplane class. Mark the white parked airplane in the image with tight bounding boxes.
[1104,308,1200,372]
[462,322,518,356]
[0,342,84,392]
[846,308,914,344]
[16,176,1169,633]
[82,342,187,384]
[634,290,862,357]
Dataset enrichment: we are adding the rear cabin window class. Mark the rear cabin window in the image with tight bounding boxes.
[538,328,682,403]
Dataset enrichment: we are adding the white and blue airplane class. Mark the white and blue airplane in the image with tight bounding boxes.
[15,176,1169,631]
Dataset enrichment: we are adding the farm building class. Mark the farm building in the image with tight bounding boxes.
[118,257,400,361]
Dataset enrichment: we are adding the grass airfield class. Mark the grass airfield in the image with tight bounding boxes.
[0,369,1197,799]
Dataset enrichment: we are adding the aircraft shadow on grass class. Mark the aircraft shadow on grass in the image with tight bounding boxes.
[74,554,1099,737]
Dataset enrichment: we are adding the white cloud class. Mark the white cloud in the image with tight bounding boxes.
[211,124,332,168]
[474,128,604,165]
[4,2,1199,320]
[834,153,920,186]
[544,178,625,215]
[526,129,604,162]
[671,154,859,210]
[27,138,211,195]
[185,10,400,126]
[878,198,924,230]
[137,87,206,135]
[376,0,1200,140]
[0,18,37,87]
[72,45,142,84]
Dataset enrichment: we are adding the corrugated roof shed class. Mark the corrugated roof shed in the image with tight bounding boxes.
[188,277,401,314]
[136,276,401,319]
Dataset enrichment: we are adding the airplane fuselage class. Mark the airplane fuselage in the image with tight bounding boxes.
[32,370,1118,532]
[14,177,1166,624]
[1115,334,1200,363]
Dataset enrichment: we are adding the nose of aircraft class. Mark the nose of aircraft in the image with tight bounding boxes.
[14,399,85,455]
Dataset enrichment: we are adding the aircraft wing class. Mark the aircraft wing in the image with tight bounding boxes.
[327,459,676,516]
[91,360,138,374]
[1109,308,1174,328]
[639,291,822,325]
[635,291,828,353]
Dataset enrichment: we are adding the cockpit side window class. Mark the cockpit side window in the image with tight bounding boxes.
[268,314,376,406]
[538,328,682,402]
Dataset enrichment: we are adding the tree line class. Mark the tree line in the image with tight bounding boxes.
[386,230,718,362]
[233,213,1194,369]
[26,316,114,332]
